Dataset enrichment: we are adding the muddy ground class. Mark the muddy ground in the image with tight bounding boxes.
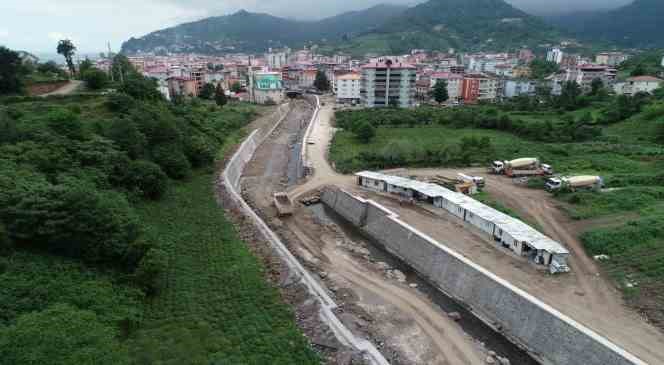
[241,99,497,364]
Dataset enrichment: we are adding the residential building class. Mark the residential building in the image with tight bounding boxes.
[430,72,463,103]
[614,76,663,96]
[361,60,416,108]
[503,79,536,98]
[462,73,498,104]
[575,64,609,92]
[336,73,361,104]
[518,49,535,63]
[249,72,284,105]
[266,47,290,70]
[512,65,532,78]
[595,52,630,67]
[546,47,564,64]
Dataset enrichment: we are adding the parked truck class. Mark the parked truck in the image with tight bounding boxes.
[545,176,604,192]
[457,173,485,189]
[273,192,294,216]
[490,158,553,177]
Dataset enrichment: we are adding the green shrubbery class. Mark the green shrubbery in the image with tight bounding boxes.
[0,71,265,362]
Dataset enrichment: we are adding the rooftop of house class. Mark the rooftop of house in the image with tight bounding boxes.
[431,72,463,80]
[362,61,416,70]
[337,73,361,81]
[627,76,663,83]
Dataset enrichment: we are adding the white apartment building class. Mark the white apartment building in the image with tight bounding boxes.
[546,48,564,64]
[361,60,416,108]
[503,79,536,98]
[614,76,663,96]
[266,48,290,70]
[336,73,361,104]
[430,72,463,103]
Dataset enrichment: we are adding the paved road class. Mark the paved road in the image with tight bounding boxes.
[40,80,83,96]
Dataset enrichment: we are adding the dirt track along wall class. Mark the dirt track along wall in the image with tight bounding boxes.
[221,101,389,365]
[321,188,647,365]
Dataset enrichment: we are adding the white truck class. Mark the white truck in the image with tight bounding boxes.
[545,176,604,192]
[457,173,485,189]
[491,158,553,177]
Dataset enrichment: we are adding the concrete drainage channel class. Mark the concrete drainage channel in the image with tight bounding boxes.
[321,188,647,365]
[222,99,389,365]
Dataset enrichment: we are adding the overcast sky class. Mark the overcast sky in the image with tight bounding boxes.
[0,0,633,54]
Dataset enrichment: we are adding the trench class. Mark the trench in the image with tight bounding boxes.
[308,203,541,365]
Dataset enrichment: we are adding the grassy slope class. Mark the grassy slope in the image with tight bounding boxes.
[330,107,664,312]
[0,97,318,364]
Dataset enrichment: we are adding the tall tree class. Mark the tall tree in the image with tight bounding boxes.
[199,83,216,100]
[433,80,449,104]
[314,70,330,92]
[56,39,77,76]
[79,58,93,76]
[215,84,227,107]
[0,46,24,95]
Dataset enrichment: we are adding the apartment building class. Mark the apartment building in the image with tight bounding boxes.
[361,60,416,108]
[546,47,564,64]
[430,72,463,103]
[336,73,361,104]
[595,52,630,67]
[462,73,498,104]
[614,76,663,96]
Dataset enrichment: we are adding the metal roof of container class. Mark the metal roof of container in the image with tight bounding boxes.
[355,171,570,255]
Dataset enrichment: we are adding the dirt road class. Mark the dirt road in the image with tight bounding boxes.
[242,98,487,364]
[40,80,83,96]
[381,167,664,365]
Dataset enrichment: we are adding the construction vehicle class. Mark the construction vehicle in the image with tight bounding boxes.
[429,175,478,195]
[273,192,294,216]
[545,176,604,192]
[457,173,485,189]
[490,158,553,177]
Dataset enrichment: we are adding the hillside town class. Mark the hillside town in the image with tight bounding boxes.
[90,46,664,107]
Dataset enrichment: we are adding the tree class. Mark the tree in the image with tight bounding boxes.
[558,81,582,110]
[0,222,11,255]
[56,39,77,76]
[230,82,242,93]
[0,304,130,365]
[134,248,168,295]
[215,84,227,107]
[314,70,330,92]
[355,121,376,143]
[119,75,162,101]
[530,59,559,79]
[81,69,108,90]
[590,78,605,96]
[630,64,646,77]
[433,80,449,104]
[121,160,168,199]
[79,58,93,76]
[0,46,25,95]
[199,83,216,100]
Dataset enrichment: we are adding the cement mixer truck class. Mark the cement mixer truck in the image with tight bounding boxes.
[490,158,553,177]
[545,176,604,192]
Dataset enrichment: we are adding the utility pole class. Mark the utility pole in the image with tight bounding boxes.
[107,42,115,82]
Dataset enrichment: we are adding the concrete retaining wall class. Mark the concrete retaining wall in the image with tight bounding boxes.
[321,188,646,365]
[222,102,388,365]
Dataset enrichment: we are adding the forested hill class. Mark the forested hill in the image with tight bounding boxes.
[545,0,664,48]
[120,4,408,54]
[121,0,561,55]
[365,0,560,52]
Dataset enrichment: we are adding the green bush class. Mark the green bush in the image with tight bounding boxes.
[82,69,109,90]
[151,144,191,179]
[1,179,141,266]
[0,304,131,365]
[121,160,168,199]
[134,248,168,296]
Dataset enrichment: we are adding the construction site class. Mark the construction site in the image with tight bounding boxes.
[219,95,664,365]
